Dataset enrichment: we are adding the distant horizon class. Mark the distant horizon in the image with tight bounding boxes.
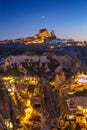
[0,28,85,42]
[0,0,87,41]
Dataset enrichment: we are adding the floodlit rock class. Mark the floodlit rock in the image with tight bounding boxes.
[39,78,68,129]
[38,29,49,37]
[50,30,56,38]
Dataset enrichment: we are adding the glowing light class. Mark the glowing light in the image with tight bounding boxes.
[9,79,15,83]
[20,99,33,124]
[4,119,13,129]
[26,100,31,107]
[77,106,83,110]
[78,77,87,83]
[2,76,13,80]
[8,88,12,92]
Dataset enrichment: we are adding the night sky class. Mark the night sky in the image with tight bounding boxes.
[0,0,87,41]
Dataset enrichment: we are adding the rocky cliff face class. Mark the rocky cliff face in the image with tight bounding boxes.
[0,80,19,129]
[50,30,56,37]
[37,29,49,37]
[56,46,87,74]
[2,53,80,80]
[34,29,56,43]
[36,29,56,38]
[39,78,68,129]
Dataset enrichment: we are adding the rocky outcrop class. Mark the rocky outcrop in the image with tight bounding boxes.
[33,29,57,43]
[2,53,80,80]
[39,78,68,129]
[0,80,19,129]
[36,29,56,38]
[37,29,49,37]
[50,30,56,37]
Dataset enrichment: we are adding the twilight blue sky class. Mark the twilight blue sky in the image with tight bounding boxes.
[0,0,87,41]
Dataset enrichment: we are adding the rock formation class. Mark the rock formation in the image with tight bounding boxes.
[38,78,69,129]
[38,29,49,37]
[50,30,56,38]
[3,53,80,80]
[0,80,19,129]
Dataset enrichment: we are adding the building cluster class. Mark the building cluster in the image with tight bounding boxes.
[0,70,87,129]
